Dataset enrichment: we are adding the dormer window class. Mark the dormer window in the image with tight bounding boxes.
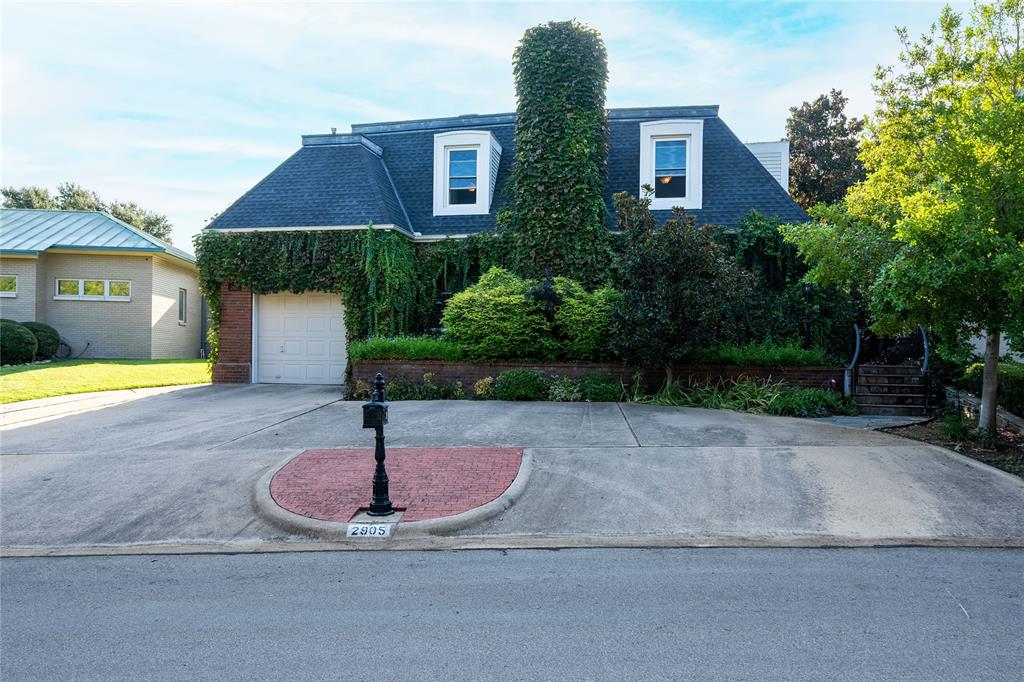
[433,130,501,216]
[640,120,703,210]
[448,149,478,205]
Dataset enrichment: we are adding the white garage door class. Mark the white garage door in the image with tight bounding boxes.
[256,292,346,384]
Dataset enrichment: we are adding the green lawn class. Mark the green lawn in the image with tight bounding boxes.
[0,359,211,404]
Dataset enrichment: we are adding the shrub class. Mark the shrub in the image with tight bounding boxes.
[700,341,831,367]
[20,321,59,360]
[548,377,583,402]
[0,320,38,365]
[767,388,857,418]
[473,376,496,399]
[495,368,550,401]
[349,380,371,401]
[648,378,855,417]
[961,361,1024,417]
[554,280,619,361]
[611,190,752,384]
[348,336,464,363]
[442,268,555,360]
[386,373,464,400]
[578,373,622,402]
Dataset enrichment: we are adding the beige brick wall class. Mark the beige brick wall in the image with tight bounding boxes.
[151,256,201,358]
[0,256,40,322]
[42,253,153,358]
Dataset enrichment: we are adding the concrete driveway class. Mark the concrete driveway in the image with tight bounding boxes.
[1,385,1022,553]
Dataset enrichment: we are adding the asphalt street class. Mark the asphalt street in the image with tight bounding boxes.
[2,547,1022,681]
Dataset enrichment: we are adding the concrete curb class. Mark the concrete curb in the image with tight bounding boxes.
[4,533,1023,558]
[251,451,533,541]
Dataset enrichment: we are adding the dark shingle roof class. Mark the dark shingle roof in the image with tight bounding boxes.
[208,136,410,233]
[208,106,806,237]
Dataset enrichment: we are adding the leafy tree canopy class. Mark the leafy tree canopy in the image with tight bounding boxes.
[1,183,174,243]
[783,0,1024,432]
[786,89,865,208]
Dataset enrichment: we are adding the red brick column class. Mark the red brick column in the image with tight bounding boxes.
[212,282,253,383]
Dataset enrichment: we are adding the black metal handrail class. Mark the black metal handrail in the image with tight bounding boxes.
[919,324,931,414]
[844,323,861,397]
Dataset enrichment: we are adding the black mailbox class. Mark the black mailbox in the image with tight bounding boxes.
[362,400,388,429]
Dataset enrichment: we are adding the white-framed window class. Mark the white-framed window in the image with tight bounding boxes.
[178,288,187,324]
[432,130,502,216]
[54,279,132,302]
[639,119,704,211]
[0,275,16,298]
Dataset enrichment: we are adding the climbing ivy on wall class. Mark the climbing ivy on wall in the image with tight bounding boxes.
[509,20,614,287]
[194,227,506,362]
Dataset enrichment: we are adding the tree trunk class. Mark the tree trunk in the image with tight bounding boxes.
[664,364,674,391]
[978,330,1000,435]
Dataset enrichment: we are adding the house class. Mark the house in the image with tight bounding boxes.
[0,208,203,359]
[205,106,807,384]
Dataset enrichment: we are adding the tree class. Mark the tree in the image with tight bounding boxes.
[108,201,173,243]
[1,183,175,244]
[0,186,56,209]
[610,188,752,386]
[786,89,865,208]
[55,182,104,212]
[508,20,613,286]
[783,0,1024,434]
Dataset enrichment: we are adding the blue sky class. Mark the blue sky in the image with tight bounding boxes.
[2,1,967,251]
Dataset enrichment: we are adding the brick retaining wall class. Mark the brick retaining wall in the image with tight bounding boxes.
[351,359,843,394]
[212,282,252,384]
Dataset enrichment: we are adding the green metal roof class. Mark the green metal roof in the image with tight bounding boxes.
[0,209,195,264]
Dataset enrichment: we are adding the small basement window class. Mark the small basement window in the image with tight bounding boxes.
[0,275,16,297]
[178,288,187,324]
[433,130,502,216]
[55,279,131,301]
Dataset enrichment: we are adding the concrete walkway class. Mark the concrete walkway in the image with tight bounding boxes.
[1,385,1022,553]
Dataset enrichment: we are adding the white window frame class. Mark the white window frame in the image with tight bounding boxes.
[0,274,16,298]
[432,130,501,216]
[54,278,132,302]
[178,288,188,325]
[639,120,703,211]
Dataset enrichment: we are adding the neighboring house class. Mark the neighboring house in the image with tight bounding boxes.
[0,209,202,359]
[744,140,790,192]
[205,105,807,384]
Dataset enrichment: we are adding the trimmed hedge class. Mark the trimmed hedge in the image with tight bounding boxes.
[20,321,59,360]
[554,280,619,361]
[495,368,550,401]
[578,373,622,402]
[348,336,464,363]
[0,320,38,365]
[961,362,1024,417]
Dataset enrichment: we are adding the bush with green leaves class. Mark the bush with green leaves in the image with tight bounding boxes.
[553,280,619,361]
[961,361,1024,417]
[578,373,622,402]
[441,268,554,360]
[649,377,855,417]
[0,320,38,365]
[19,321,59,360]
[348,336,464,363]
[509,20,613,286]
[610,190,752,385]
[385,373,464,401]
[547,377,583,402]
[494,368,550,401]
[699,341,832,367]
[766,387,857,418]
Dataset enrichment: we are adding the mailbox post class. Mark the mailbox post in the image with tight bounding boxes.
[362,373,393,516]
